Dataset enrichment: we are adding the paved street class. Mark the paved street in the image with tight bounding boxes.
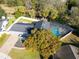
[0,34,18,54]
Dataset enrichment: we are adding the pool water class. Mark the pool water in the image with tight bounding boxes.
[51,27,61,37]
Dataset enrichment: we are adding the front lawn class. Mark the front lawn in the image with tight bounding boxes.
[0,33,9,47]
[9,48,40,59]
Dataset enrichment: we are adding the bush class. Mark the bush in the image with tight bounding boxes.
[15,6,26,18]
[15,10,23,18]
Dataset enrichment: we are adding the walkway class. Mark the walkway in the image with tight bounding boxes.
[0,34,18,54]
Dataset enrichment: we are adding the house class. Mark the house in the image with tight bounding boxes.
[48,45,79,59]
[9,23,34,38]
[9,22,34,39]
[9,20,74,47]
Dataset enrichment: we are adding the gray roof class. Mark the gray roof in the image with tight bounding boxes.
[0,20,3,31]
[15,40,24,47]
[70,45,79,59]
[53,45,76,59]
[41,21,50,29]
[0,20,3,27]
[10,23,34,32]
[33,21,42,29]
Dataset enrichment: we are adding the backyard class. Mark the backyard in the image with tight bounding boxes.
[9,48,40,59]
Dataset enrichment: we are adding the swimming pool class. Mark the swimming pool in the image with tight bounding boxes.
[51,27,61,37]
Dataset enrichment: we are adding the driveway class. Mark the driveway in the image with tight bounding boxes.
[0,34,18,54]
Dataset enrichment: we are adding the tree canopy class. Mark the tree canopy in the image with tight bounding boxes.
[24,29,61,59]
[0,7,6,18]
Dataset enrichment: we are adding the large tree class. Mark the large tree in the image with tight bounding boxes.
[14,6,26,18]
[65,0,79,28]
[0,7,6,18]
[24,29,61,59]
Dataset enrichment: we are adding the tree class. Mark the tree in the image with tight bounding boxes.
[5,0,25,7]
[45,0,67,15]
[48,8,58,20]
[15,6,26,18]
[28,9,36,18]
[41,7,49,18]
[16,6,26,13]
[23,0,32,9]
[0,7,6,18]
[65,7,79,28]
[16,0,25,6]
[14,10,23,18]
[6,0,17,7]
[24,29,61,59]
[0,0,5,4]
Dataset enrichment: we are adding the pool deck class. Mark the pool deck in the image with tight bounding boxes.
[60,32,79,43]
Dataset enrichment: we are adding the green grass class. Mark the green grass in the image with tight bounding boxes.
[9,49,40,59]
[0,33,9,47]
[6,17,15,29]
[18,18,33,23]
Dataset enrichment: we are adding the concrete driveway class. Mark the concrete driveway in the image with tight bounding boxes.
[0,34,18,54]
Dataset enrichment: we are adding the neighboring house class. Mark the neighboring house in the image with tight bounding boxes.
[0,16,8,31]
[48,45,79,59]
[70,45,79,59]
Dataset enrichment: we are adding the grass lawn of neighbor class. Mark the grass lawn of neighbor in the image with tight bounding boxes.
[9,48,40,59]
[0,33,9,47]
